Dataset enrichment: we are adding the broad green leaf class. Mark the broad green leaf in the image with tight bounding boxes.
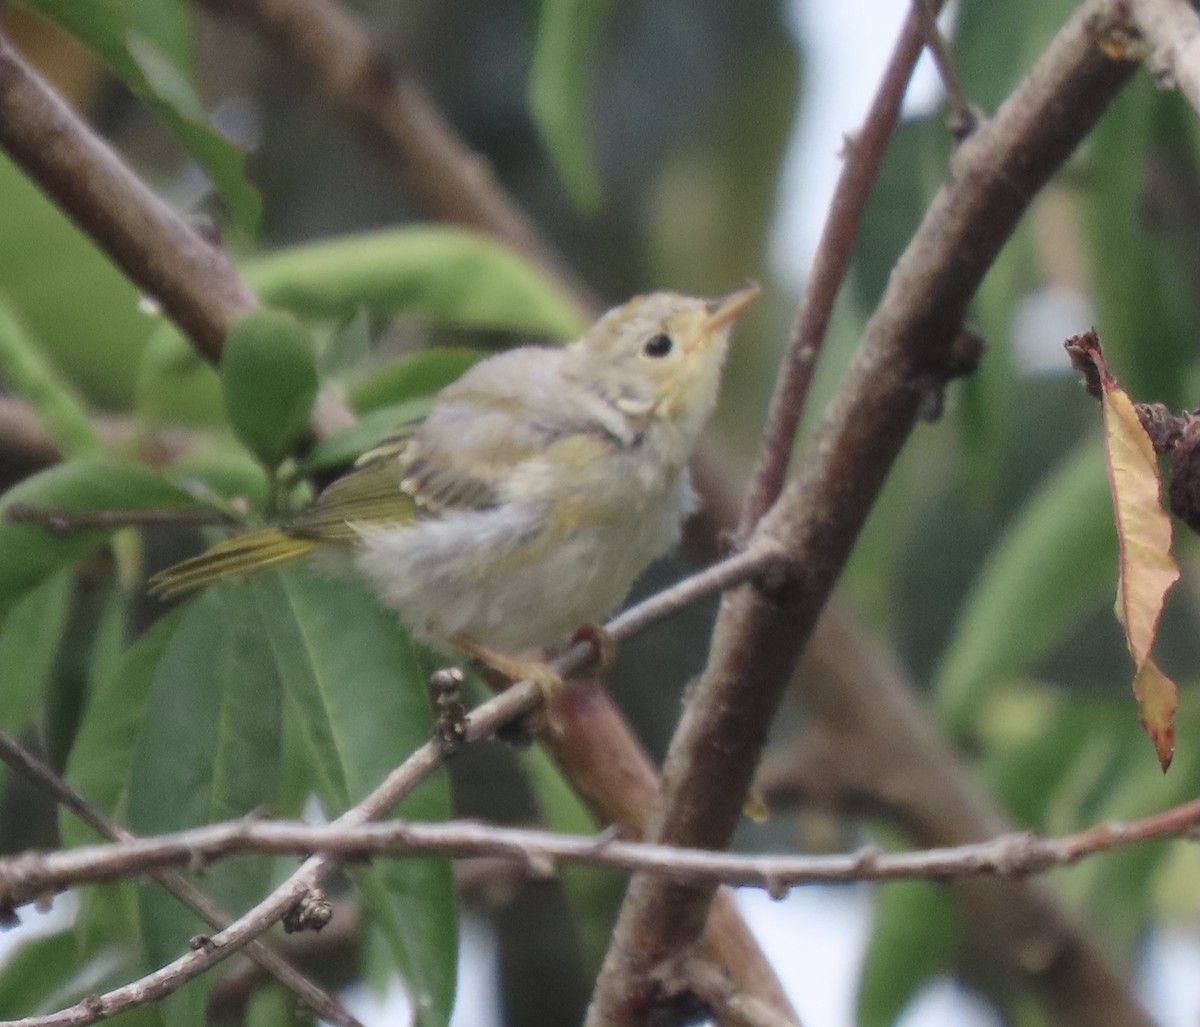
[1063,706,1200,949]
[857,880,961,1027]
[62,610,183,845]
[0,570,70,733]
[300,399,430,473]
[251,567,457,1027]
[221,309,319,468]
[243,227,587,338]
[17,0,260,233]
[62,610,182,958]
[0,300,101,457]
[348,348,484,413]
[1081,79,1199,409]
[246,986,316,1027]
[135,325,222,427]
[166,439,270,511]
[528,0,611,209]
[0,458,194,619]
[520,744,624,969]
[127,586,282,1026]
[851,115,950,309]
[294,347,487,470]
[935,438,1116,731]
[0,154,152,407]
[0,930,165,1024]
[318,309,372,378]
[0,930,82,1017]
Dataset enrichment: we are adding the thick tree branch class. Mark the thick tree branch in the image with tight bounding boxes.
[586,3,1141,1024]
[0,733,362,1027]
[5,799,1200,907]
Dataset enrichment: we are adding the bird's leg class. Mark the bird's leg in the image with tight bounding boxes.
[450,634,565,704]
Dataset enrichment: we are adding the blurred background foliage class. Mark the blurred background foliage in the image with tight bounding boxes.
[0,0,1198,1025]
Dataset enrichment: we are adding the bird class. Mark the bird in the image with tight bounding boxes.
[149,284,758,694]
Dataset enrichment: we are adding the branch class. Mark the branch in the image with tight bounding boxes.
[735,0,940,539]
[0,733,362,1027]
[0,32,255,362]
[6,799,1200,904]
[586,3,1140,1023]
[913,0,977,137]
[0,29,353,439]
[5,504,238,534]
[1130,0,1200,119]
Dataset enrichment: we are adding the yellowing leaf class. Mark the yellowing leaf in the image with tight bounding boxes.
[1132,659,1176,769]
[1074,331,1181,770]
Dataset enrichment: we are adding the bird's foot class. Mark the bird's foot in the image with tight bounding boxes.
[569,623,617,675]
[450,634,565,707]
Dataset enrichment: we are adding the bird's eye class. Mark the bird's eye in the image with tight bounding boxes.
[643,334,673,358]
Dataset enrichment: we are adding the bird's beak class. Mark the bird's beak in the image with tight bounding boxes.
[687,282,761,352]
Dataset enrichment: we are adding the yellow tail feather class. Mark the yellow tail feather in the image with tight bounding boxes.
[147,529,319,598]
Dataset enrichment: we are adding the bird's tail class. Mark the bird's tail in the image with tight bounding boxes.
[147,529,318,598]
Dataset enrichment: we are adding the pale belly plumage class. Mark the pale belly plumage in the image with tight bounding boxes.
[351,473,695,654]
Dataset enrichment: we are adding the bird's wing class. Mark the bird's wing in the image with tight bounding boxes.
[284,408,545,540]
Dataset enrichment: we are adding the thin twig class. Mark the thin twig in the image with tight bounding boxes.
[5,798,1200,903]
[735,1,943,541]
[1130,0,1200,118]
[0,733,363,1027]
[5,504,239,535]
[585,3,1141,1024]
[913,0,977,138]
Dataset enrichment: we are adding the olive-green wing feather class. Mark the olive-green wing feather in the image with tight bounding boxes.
[147,529,318,597]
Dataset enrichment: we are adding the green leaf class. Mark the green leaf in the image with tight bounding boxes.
[0,930,82,1017]
[251,567,457,1026]
[318,309,373,378]
[528,0,611,209]
[1081,79,1200,409]
[62,610,183,958]
[0,154,152,407]
[0,458,194,619]
[520,745,623,969]
[857,880,961,1027]
[934,438,1116,731]
[220,309,319,468]
[0,570,70,733]
[16,0,260,234]
[243,227,587,338]
[299,399,430,473]
[62,610,184,846]
[127,586,282,1025]
[135,325,223,427]
[0,299,101,457]
[348,348,484,414]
